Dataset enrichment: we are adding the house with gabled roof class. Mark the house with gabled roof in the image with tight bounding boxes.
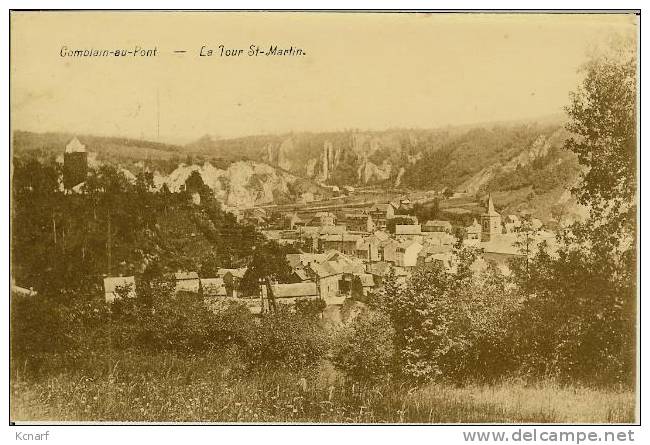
[319,233,362,255]
[379,238,400,263]
[355,273,376,295]
[366,261,410,286]
[395,240,423,268]
[271,282,320,305]
[342,213,375,233]
[174,271,200,294]
[422,220,452,233]
[395,224,423,241]
[355,234,383,262]
[367,203,395,228]
[201,278,227,297]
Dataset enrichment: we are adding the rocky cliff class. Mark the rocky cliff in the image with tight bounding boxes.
[458,130,565,194]
[153,161,303,208]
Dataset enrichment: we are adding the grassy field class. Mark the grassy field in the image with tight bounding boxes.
[10,351,635,423]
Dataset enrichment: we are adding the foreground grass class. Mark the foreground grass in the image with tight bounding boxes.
[11,351,635,423]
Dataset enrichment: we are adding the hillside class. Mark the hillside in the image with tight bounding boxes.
[12,131,328,209]
[10,157,265,294]
[183,121,583,222]
[12,118,584,220]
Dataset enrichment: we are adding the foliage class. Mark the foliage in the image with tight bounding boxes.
[11,295,78,359]
[294,298,327,320]
[11,158,260,296]
[243,306,329,371]
[11,351,634,422]
[328,151,360,186]
[508,237,635,386]
[413,199,441,223]
[565,37,636,234]
[483,152,581,194]
[239,241,295,298]
[504,38,637,386]
[379,246,518,383]
[402,125,561,190]
[331,309,394,383]
[386,216,416,234]
[350,276,364,301]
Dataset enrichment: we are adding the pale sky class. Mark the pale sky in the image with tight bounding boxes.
[10,12,638,143]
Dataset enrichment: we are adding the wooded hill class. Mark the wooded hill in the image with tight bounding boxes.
[13,116,582,220]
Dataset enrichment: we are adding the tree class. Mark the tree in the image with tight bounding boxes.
[508,37,638,386]
[386,216,415,234]
[240,241,294,310]
[379,244,517,383]
[185,170,206,194]
[565,36,636,250]
[350,276,364,300]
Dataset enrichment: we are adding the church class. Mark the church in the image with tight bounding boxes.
[480,194,502,242]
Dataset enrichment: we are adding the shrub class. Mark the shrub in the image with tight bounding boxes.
[111,279,253,353]
[331,309,394,383]
[379,247,519,383]
[244,306,328,371]
[207,298,256,349]
[294,298,326,320]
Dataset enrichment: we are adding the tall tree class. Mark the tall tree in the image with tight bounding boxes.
[510,36,638,385]
[240,241,294,311]
[565,36,637,251]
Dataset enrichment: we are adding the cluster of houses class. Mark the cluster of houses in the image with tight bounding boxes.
[103,267,246,303]
[100,193,556,318]
[257,194,557,302]
[11,137,554,319]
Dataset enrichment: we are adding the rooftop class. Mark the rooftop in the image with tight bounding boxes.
[217,268,247,279]
[272,282,319,298]
[174,271,200,281]
[395,224,422,235]
[483,194,501,217]
[65,137,86,153]
[424,220,452,228]
[201,278,227,296]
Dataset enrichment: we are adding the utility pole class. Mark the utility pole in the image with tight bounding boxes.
[260,278,267,313]
[265,277,277,313]
[52,211,57,246]
[107,212,112,275]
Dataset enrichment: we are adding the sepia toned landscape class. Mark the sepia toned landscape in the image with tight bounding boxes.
[10,11,638,423]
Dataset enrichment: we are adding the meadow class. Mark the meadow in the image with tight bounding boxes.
[10,351,635,424]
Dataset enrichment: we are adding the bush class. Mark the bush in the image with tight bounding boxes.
[111,279,256,353]
[294,298,326,320]
[331,309,394,383]
[11,295,74,359]
[207,298,256,349]
[379,247,519,383]
[244,306,328,371]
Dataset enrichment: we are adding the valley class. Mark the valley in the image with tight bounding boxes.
[12,116,585,226]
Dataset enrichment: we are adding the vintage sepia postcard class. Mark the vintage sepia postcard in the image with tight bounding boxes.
[9,9,639,429]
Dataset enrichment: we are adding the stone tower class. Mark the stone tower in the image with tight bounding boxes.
[63,137,88,190]
[480,194,502,242]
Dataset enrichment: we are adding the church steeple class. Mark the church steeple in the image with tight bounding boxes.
[481,194,502,241]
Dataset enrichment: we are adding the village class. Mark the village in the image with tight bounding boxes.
[11,136,559,320]
[87,134,557,320]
